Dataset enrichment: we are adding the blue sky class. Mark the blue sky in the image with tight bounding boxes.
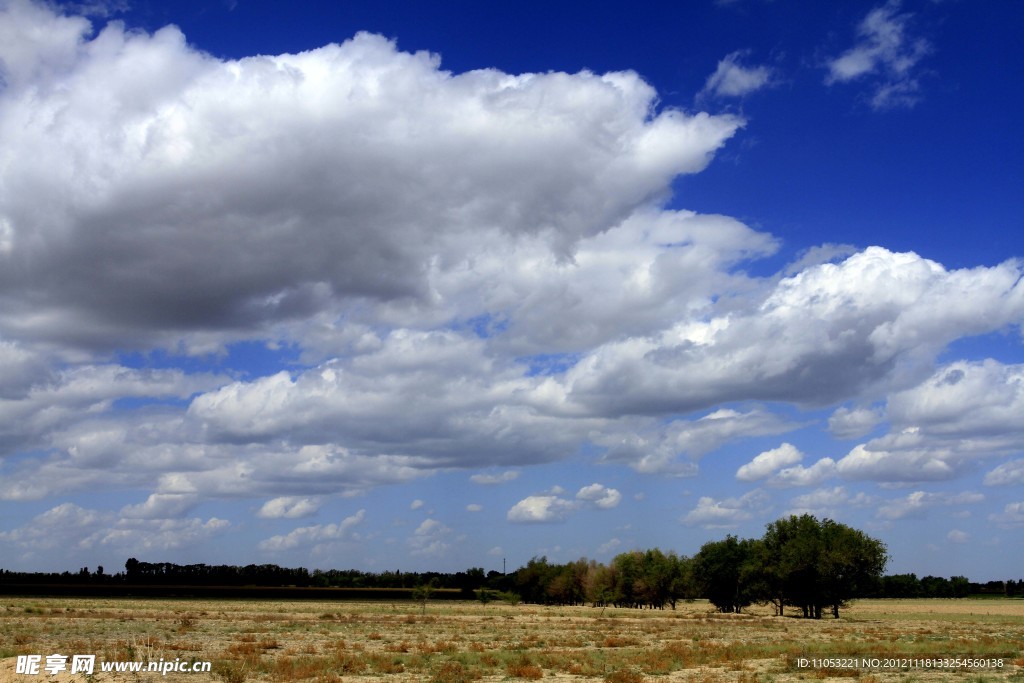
[1,0,1022,581]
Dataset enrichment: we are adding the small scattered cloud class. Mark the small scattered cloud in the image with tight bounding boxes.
[410,499,425,511]
[92,517,230,553]
[681,489,770,528]
[0,503,112,553]
[507,482,623,523]
[598,409,796,476]
[121,493,198,519]
[575,483,622,509]
[947,529,968,544]
[258,509,365,551]
[470,471,520,485]
[828,405,885,440]
[466,504,482,512]
[825,0,932,109]
[984,460,1024,487]
[507,495,578,524]
[736,443,803,481]
[256,497,320,519]
[735,444,835,488]
[408,519,453,557]
[700,50,775,99]
[0,503,231,558]
[989,503,1024,529]
[785,486,874,517]
[877,491,984,521]
[772,458,837,488]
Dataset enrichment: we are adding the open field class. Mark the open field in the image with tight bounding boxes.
[2,597,1022,683]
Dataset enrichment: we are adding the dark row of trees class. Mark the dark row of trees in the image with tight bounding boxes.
[2,515,1018,614]
[879,573,972,598]
[0,560,497,594]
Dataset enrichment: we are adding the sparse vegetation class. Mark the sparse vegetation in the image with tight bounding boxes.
[1,596,1022,682]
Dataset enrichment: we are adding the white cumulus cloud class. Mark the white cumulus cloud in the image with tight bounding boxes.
[507,495,578,524]
[575,483,622,509]
[736,443,803,481]
[257,497,321,519]
[258,509,365,551]
[681,490,770,528]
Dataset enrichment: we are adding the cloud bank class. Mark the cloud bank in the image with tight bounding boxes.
[0,1,1021,570]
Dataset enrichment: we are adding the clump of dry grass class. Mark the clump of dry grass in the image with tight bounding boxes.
[429,660,480,683]
[213,659,249,683]
[604,669,645,683]
[506,654,544,679]
[602,634,640,647]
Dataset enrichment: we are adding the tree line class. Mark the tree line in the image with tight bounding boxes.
[508,515,889,618]
[2,515,1019,614]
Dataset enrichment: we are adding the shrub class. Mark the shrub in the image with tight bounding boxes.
[429,660,480,683]
[213,660,248,683]
[604,669,645,683]
[506,656,544,679]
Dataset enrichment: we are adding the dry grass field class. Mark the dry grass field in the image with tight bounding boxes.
[2,597,1022,683]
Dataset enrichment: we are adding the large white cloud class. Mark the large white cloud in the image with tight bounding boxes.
[562,248,1024,417]
[186,329,599,469]
[837,361,1024,482]
[0,1,741,352]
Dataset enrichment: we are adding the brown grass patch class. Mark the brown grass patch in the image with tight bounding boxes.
[506,654,544,679]
[604,669,645,683]
[2,597,1024,683]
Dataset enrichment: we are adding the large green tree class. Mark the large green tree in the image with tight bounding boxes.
[757,514,887,618]
[692,535,758,613]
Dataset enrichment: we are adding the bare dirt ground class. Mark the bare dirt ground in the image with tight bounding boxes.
[2,597,1022,683]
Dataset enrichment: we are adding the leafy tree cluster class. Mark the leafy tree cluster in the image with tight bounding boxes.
[506,515,889,618]
[692,515,889,618]
[511,550,696,609]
